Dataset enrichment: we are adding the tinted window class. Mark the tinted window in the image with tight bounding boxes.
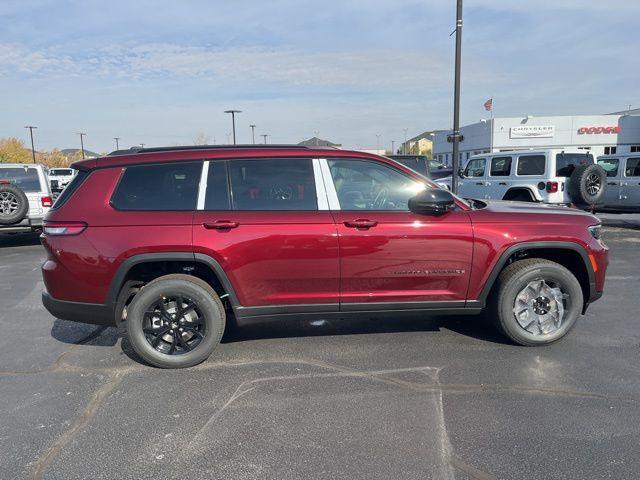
[464,158,486,177]
[204,161,230,210]
[52,170,89,209]
[597,158,620,178]
[517,155,546,176]
[111,162,202,211]
[390,156,428,176]
[625,158,640,177]
[556,153,593,177]
[490,156,512,176]
[0,167,42,192]
[229,159,317,210]
[327,158,424,211]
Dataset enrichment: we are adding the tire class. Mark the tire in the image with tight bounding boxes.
[568,164,606,206]
[0,184,29,225]
[126,274,225,368]
[489,258,583,346]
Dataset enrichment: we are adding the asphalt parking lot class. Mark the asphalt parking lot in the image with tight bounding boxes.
[1,218,639,480]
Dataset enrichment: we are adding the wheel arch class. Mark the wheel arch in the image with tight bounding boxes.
[477,241,596,312]
[106,252,241,323]
[502,187,538,202]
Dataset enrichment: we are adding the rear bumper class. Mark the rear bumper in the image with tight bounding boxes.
[0,217,43,232]
[42,292,116,326]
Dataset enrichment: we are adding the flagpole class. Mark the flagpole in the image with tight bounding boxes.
[490,96,494,152]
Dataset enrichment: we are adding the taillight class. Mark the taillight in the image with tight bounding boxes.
[546,181,558,193]
[0,180,9,185]
[42,221,87,236]
[41,196,53,207]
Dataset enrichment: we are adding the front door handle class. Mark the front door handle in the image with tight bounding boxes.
[344,219,378,229]
[203,220,239,230]
[607,182,617,186]
[498,182,507,186]
[475,181,484,186]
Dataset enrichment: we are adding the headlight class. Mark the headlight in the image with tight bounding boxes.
[588,224,602,240]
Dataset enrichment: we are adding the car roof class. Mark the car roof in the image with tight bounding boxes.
[72,144,397,170]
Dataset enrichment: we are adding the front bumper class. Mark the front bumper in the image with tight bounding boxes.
[42,292,116,326]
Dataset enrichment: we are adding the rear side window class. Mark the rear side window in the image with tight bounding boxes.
[556,153,593,177]
[517,155,546,176]
[229,158,317,210]
[111,162,202,211]
[597,158,619,177]
[626,158,640,177]
[52,170,89,209]
[204,161,230,210]
[490,157,512,176]
[0,167,42,191]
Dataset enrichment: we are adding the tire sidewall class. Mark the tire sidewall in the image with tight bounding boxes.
[0,185,29,225]
[498,264,583,346]
[126,278,224,368]
[569,164,606,205]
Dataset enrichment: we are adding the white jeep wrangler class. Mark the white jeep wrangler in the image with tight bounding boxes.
[0,163,53,233]
[437,149,606,207]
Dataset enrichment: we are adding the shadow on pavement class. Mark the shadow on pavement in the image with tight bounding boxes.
[0,231,42,248]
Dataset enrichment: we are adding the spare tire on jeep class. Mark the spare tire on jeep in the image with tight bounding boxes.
[567,164,606,206]
[0,184,29,225]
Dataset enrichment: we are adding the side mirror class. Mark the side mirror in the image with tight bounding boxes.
[457,168,465,178]
[408,188,455,216]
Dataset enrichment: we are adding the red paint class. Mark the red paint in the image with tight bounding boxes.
[42,147,608,313]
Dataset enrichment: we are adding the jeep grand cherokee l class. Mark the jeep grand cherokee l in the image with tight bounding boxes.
[41,145,608,368]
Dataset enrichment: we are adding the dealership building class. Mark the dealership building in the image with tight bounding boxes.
[433,111,640,166]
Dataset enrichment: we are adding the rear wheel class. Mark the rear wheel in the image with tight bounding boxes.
[490,258,583,346]
[126,274,225,368]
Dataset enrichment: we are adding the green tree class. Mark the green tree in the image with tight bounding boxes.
[0,138,32,163]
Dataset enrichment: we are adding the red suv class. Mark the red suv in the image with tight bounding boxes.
[41,146,608,368]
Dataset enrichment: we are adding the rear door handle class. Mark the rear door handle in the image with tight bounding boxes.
[607,182,617,186]
[475,182,484,186]
[344,219,378,229]
[203,220,239,230]
[498,182,507,186]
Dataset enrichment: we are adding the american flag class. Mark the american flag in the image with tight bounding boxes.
[484,98,493,111]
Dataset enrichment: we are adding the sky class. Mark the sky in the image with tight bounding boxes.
[1,0,639,153]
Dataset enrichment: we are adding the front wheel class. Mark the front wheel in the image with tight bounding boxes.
[126,274,225,368]
[490,258,583,346]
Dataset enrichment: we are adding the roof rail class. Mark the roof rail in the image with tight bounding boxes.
[107,144,339,156]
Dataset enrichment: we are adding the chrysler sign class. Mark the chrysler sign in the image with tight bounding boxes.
[510,126,555,138]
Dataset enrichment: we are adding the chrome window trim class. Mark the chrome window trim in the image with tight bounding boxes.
[318,158,341,210]
[196,160,209,210]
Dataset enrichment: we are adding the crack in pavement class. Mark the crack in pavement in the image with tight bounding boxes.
[30,370,125,480]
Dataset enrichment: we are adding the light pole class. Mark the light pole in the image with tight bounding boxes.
[24,126,37,163]
[224,109,241,144]
[114,137,120,150]
[261,134,268,144]
[450,0,464,194]
[77,132,86,159]
[403,128,408,154]
[249,124,256,144]
[376,134,381,152]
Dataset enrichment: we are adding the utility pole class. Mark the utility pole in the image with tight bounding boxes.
[450,0,464,194]
[24,126,37,163]
[261,134,268,144]
[114,137,120,150]
[224,109,241,144]
[249,124,256,144]
[403,128,408,154]
[77,132,86,159]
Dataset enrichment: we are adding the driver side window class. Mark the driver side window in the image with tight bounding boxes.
[464,158,486,178]
[327,159,424,211]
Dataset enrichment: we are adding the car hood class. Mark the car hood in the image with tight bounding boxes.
[471,199,598,221]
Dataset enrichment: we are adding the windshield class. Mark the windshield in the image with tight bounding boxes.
[50,169,73,176]
[0,167,42,192]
